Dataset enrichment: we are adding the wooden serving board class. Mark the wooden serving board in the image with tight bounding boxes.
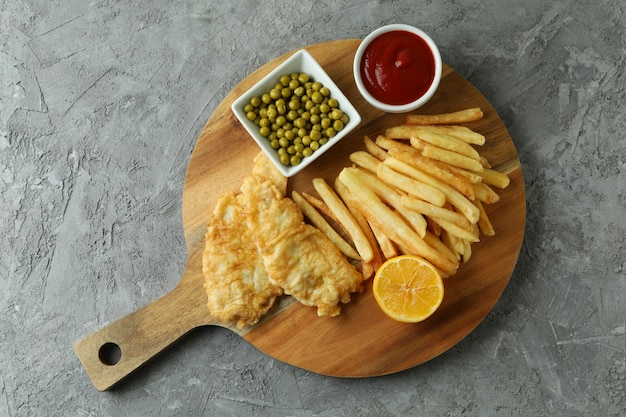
[74,39,526,391]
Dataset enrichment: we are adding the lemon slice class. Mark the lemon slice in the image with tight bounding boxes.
[373,255,444,323]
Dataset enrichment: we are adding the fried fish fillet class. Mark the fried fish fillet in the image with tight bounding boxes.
[202,191,283,328]
[240,175,364,317]
[204,151,362,326]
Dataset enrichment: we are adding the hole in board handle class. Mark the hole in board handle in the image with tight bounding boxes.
[99,342,122,366]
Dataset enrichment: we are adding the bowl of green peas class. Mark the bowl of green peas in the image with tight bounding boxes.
[232,49,361,177]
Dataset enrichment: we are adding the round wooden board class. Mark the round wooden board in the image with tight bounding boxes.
[182,39,526,377]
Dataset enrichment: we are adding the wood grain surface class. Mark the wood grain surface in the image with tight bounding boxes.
[74,39,526,391]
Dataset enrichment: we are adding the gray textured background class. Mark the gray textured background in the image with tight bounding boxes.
[1,0,625,416]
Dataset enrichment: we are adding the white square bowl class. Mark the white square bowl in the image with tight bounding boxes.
[231,49,361,177]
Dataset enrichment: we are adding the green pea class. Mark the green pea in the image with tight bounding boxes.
[269,88,281,100]
[333,120,344,131]
[320,86,330,97]
[330,109,343,120]
[311,91,323,104]
[294,86,305,97]
[279,153,290,165]
[280,75,291,86]
[294,118,307,129]
[290,155,301,166]
[259,126,271,137]
[288,100,300,111]
[310,129,322,141]
[302,147,313,157]
[287,110,298,121]
[298,73,309,84]
[328,98,338,108]
[246,111,256,121]
[261,93,271,104]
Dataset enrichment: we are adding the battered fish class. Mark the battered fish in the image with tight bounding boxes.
[240,175,364,317]
[202,191,283,329]
[204,152,363,326]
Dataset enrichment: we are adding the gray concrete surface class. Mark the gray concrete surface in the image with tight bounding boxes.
[1,0,625,416]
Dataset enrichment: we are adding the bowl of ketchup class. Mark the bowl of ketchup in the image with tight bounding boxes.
[353,24,442,113]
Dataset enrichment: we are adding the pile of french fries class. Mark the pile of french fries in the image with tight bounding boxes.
[292,108,511,278]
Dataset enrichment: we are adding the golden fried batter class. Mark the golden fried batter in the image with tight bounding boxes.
[202,192,283,329]
[240,175,364,317]
[204,152,363,326]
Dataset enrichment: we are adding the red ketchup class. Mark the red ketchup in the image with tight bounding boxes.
[360,30,436,105]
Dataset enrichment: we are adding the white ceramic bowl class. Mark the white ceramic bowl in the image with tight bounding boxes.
[232,49,361,177]
[353,24,442,113]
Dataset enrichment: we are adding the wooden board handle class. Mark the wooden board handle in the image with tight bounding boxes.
[74,269,211,391]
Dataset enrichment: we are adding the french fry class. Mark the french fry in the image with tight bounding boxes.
[383,157,481,224]
[301,192,340,223]
[348,167,427,237]
[364,136,389,161]
[404,125,485,145]
[292,190,360,260]
[400,195,471,229]
[444,229,466,255]
[333,178,383,277]
[411,132,481,160]
[360,262,375,281]
[385,125,424,140]
[430,217,480,243]
[478,167,510,189]
[312,178,375,264]
[376,163,447,207]
[349,151,381,174]
[462,239,472,263]
[374,134,412,152]
[473,181,501,205]
[475,199,495,236]
[369,222,399,260]
[426,215,442,236]
[443,163,484,184]
[405,108,483,125]
[409,135,427,152]
[388,147,477,200]
[422,144,485,172]
[338,168,458,274]
[423,230,460,267]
